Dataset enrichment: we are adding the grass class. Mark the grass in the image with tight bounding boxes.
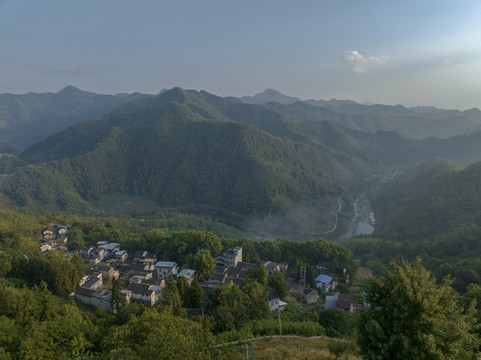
[212,336,361,360]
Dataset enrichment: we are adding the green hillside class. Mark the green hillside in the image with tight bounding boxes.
[373,158,481,241]
[0,86,148,149]
[0,90,354,223]
[5,88,481,240]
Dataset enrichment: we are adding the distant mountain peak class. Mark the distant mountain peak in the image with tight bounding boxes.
[240,89,301,105]
[58,85,84,94]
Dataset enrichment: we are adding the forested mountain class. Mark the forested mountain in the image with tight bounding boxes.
[373,157,481,241]
[0,86,149,150]
[0,89,354,222]
[344,157,481,291]
[4,87,481,239]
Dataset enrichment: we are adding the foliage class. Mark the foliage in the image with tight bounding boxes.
[269,271,288,299]
[104,308,211,360]
[357,259,479,360]
[318,308,353,338]
[111,277,126,313]
[211,282,269,333]
[191,249,216,276]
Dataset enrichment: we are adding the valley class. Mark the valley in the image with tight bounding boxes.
[1,86,481,359]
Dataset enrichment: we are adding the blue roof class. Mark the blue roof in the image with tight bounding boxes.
[314,274,333,284]
[325,294,339,309]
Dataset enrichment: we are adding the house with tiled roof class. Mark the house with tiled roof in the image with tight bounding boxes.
[128,282,163,307]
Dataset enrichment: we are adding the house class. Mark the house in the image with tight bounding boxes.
[120,263,155,284]
[223,247,242,268]
[206,271,227,285]
[96,241,108,249]
[114,250,128,263]
[128,282,163,307]
[325,294,339,310]
[78,246,94,259]
[155,261,179,280]
[90,248,106,265]
[73,287,97,306]
[133,250,157,264]
[90,288,114,313]
[268,290,280,312]
[40,244,53,253]
[73,287,130,313]
[303,288,320,304]
[42,228,55,240]
[324,293,362,313]
[94,263,119,280]
[264,261,281,276]
[82,273,103,290]
[279,262,289,273]
[337,294,363,312]
[176,268,195,285]
[314,274,336,294]
[105,243,121,256]
[236,262,260,271]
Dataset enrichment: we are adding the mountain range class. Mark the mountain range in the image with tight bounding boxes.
[2,86,481,239]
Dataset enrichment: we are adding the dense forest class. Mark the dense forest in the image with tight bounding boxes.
[3,88,481,241]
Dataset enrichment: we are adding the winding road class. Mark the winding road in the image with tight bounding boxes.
[324,197,341,234]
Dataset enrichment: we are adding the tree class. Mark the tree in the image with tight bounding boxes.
[0,252,11,278]
[105,309,211,360]
[160,280,186,316]
[357,259,479,360]
[111,277,126,313]
[257,265,268,285]
[318,308,352,337]
[269,271,287,299]
[185,279,203,309]
[191,249,216,277]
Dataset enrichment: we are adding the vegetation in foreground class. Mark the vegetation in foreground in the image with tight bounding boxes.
[212,337,360,360]
[1,209,481,359]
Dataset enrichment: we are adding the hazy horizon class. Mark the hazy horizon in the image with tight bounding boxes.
[1,1,481,110]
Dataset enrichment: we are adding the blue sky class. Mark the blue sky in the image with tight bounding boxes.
[1,0,481,109]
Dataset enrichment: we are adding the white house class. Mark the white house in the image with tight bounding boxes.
[155,261,179,280]
[176,268,196,285]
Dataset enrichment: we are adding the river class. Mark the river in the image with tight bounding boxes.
[341,197,375,238]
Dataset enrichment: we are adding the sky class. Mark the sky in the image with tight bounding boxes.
[1,0,481,109]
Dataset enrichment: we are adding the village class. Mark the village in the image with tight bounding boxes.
[41,224,366,314]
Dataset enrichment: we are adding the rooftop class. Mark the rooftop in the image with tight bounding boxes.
[314,274,333,284]
[155,261,177,268]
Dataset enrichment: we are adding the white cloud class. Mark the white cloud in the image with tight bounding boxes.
[342,50,391,74]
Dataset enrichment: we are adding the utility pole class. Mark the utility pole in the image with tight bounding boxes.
[245,340,248,359]
[278,307,282,337]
